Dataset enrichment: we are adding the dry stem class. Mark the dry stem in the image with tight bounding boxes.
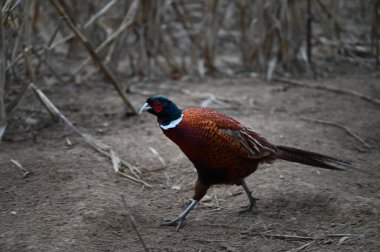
[29,83,150,187]
[286,240,315,252]
[22,48,57,120]
[35,17,63,73]
[246,231,353,241]
[10,159,30,178]
[71,0,139,77]
[0,6,6,140]
[48,0,117,51]
[48,0,137,115]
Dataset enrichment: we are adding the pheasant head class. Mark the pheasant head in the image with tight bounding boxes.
[139,96,183,129]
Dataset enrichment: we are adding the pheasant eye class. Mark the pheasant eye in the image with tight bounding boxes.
[152,100,163,113]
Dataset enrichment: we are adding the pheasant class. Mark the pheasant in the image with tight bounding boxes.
[139,95,354,230]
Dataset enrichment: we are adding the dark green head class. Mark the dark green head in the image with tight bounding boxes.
[139,96,182,127]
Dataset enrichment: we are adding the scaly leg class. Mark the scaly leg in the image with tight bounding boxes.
[161,199,198,231]
[162,179,209,230]
[239,179,258,213]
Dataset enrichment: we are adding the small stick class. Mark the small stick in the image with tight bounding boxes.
[10,159,30,178]
[29,83,151,187]
[120,195,149,252]
[246,232,354,241]
[273,77,380,106]
[48,0,137,115]
[164,172,171,187]
[194,238,229,243]
[172,176,184,187]
[110,149,121,173]
[300,117,372,148]
[84,0,117,29]
[212,192,220,209]
[261,233,308,241]
[203,223,245,229]
[286,240,314,252]
[147,147,166,171]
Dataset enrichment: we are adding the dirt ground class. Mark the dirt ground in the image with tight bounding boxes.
[1,62,380,251]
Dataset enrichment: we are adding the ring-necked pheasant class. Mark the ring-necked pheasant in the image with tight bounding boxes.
[139,95,355,231]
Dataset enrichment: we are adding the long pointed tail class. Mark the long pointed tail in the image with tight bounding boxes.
[276,145,354,171]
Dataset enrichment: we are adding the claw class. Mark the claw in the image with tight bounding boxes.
[161,217,186,231]
[160,199,198,231]
[161,216,186,231]
[239,202,258,214]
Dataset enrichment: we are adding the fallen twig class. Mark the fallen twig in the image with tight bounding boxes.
[15,43,151,187]
[29,83,150,187]
[300,117,372,148]
[10,159,30,178]
[141,147,166,173]
[212,192,221,209]
[109,149,144,184]
[286,240,315,252]
[120,195,149,252]
[247,232,354,241]
[194,238,230,243]
[273,77,380,106]
[110,149,121,174]
[246,231,354,241]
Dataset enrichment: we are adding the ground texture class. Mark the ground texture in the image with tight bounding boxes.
[1,64,380,251]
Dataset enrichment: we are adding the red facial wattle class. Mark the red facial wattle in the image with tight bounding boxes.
[152,101,163,113]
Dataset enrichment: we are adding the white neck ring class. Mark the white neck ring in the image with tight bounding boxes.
[160,113,183,130]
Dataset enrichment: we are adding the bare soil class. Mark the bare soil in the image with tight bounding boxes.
[1,63,380,251]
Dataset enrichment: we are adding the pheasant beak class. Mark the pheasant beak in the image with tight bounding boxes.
[139,103,151,114]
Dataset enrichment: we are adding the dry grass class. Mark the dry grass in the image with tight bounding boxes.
[0,0,378,155]
[2,1,377,86]
[0,4,6,140]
